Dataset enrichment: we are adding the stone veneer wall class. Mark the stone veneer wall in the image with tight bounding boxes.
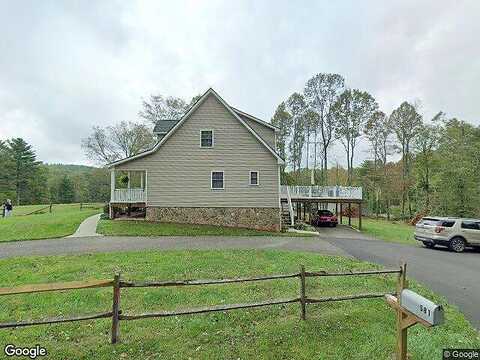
[146,207,281,232]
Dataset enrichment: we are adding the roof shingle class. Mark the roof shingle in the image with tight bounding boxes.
[153,119,180,134]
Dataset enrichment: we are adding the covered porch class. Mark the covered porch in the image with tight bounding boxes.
[109,169,147,218]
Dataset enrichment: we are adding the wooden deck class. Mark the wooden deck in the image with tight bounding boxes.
[280,186,364,229]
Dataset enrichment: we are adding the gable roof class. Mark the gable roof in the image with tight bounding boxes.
[107,88,285,168]
[153,119,179,134]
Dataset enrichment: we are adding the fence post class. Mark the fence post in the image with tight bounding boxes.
[49,203,52,213]
[299,265,306,320]
[396,263,407,360]
[80,203,83,210]
[111,273,121,344]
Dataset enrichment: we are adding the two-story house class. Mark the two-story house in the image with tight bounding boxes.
[107,88,284,231]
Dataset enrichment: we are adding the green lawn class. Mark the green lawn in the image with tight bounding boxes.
[0,203,103,242]
[0,250,477,359]
[359,218,416,245]
[341,216,416,245]
[97,219,308,237]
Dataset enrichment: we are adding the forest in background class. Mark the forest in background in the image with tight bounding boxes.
[0,138,109,205]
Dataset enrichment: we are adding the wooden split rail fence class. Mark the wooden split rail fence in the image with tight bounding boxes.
[0,266,405,344]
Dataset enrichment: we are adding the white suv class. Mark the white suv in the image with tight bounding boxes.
[415,217,480,252]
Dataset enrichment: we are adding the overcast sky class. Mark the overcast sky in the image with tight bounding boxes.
[1,0,479,167]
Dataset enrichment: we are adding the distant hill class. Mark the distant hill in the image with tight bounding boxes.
[43,163,110,203]
[44,163,99,174]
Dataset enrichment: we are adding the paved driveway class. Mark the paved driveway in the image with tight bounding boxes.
[0,235,349,259]
[321,226,480,329]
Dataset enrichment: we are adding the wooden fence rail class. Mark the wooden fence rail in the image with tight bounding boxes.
[0,266,404,345]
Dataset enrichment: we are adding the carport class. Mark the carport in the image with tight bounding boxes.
[291,198,363,229]
[280,186,364,230]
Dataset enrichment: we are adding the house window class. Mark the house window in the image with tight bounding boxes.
[249,171,259,186]
[200,130,214,148]
[211,171,224,189]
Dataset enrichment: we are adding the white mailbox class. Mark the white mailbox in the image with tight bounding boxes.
[400,289,444,326]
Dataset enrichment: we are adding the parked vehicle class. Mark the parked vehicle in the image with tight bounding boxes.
[312,210,338,227]
[414,217,480,252]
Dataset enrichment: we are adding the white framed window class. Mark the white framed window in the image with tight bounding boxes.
[200,130,214,148]
[249,171,259,186]
[211,171,224,190]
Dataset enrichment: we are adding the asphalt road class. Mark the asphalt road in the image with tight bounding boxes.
[320,226,480,329]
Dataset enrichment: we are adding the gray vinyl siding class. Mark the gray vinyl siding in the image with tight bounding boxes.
[116,94,280,208]
[240,115,276,149]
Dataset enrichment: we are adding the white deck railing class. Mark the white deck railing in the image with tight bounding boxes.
[112,188,145,203]
[280,185,362,200]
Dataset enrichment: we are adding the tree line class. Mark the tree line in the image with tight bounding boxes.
[0,138,109,206]
[272,73,480,220]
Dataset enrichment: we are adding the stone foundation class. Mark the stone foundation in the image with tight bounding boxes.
[146,207,281,232]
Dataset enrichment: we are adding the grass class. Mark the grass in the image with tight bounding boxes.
[341,216,416,245]
[359,218,416,245]
[97,219,310,237]
[0,250,478,359]
[0,203,103,242]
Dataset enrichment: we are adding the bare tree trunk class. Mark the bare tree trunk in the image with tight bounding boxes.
[313,129,317,185]
[349,143,355,186]
[323,147,328,185]
[401,143,406,219]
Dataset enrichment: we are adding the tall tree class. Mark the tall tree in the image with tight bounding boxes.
[139,95,188,125]
[0,140,15,201]
[376,113,394,219]
[304,109,320,184]
[434,118,480,217]
[304,73,345,185]
[286,93,307,181]
[390,101,423,218]
[138,94,202,125]
[57,175,75,203]
[364,110,390,217]
[332,89,378,185]
[271,102,293,181]
[7,138,41,205]
[414,116,441,210]
[82,121,154,164]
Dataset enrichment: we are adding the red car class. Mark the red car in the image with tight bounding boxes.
[312,210,338,227]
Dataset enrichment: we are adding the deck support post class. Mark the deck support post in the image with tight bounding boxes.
[359,202,362,230]
[340,203,343,224]
[110,170,115,202]
[110,170,115,219]
[348,202,351,226]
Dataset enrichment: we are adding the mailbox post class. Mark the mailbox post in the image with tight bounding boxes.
[386,263,444,360]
